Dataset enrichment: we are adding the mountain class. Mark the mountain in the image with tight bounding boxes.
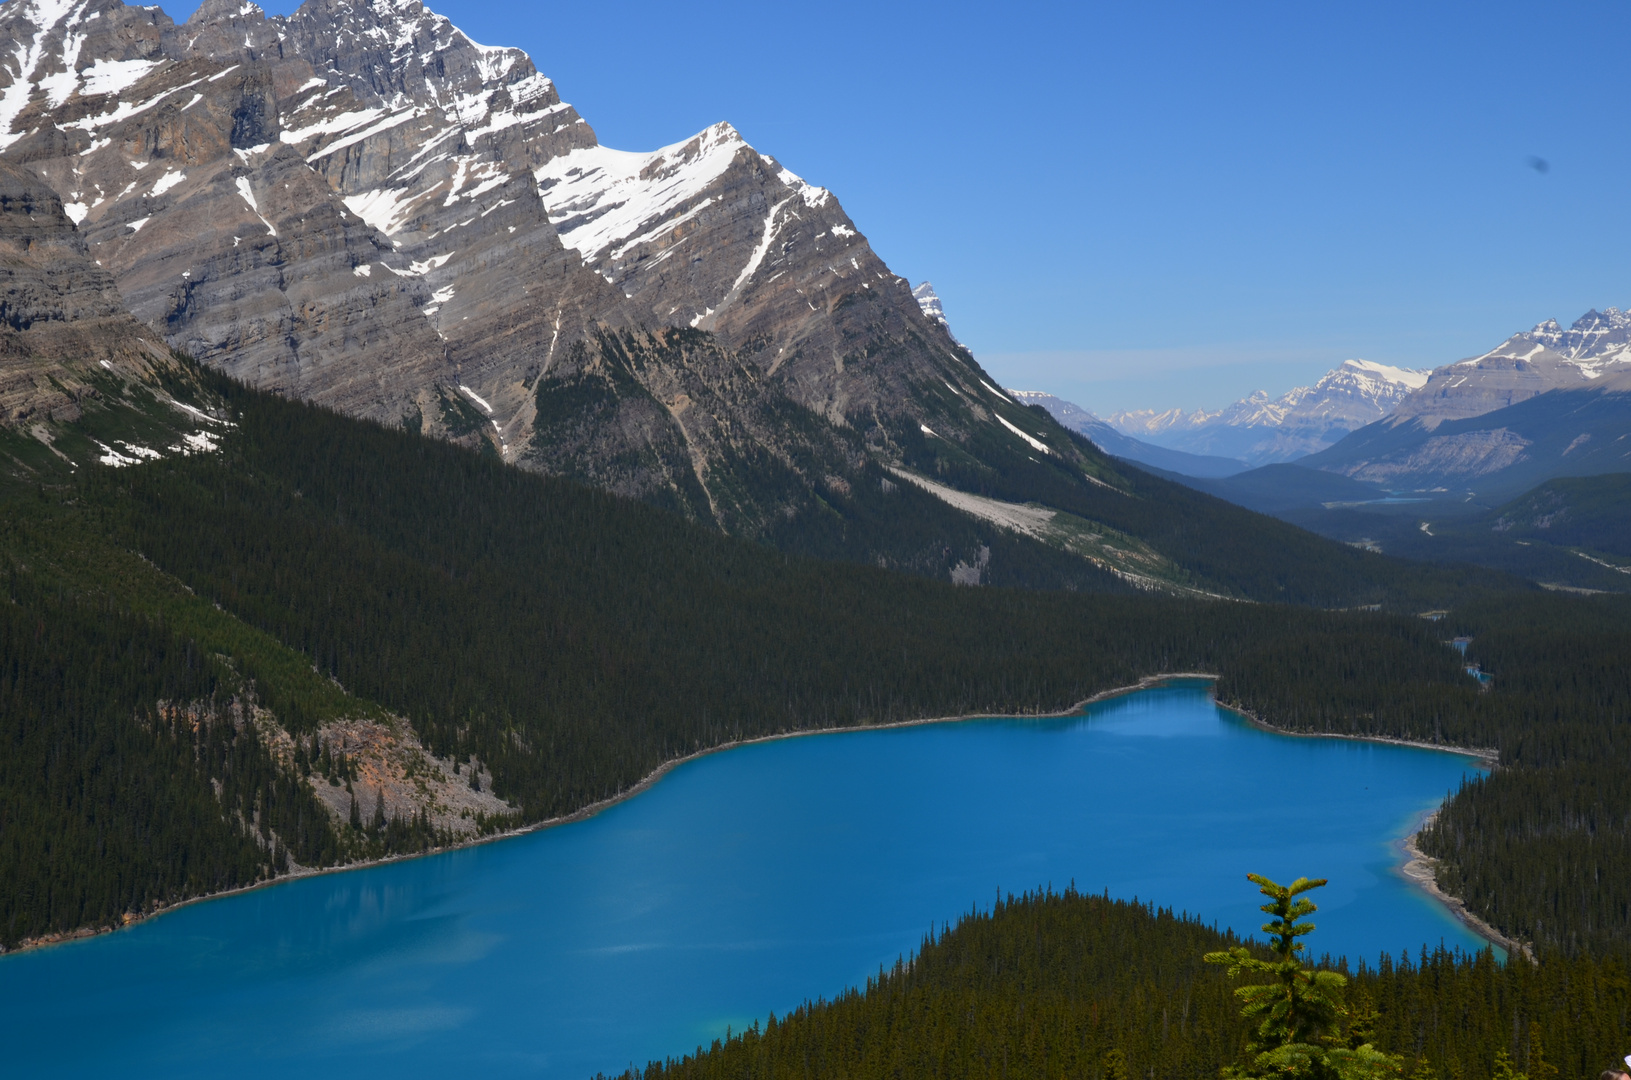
[0,0,1173,587]
[1299,380,1631,498]
[1386,309,1631,429]
[1298,308,1631,498]
[0,0,1510,602]
[1006,389,1250,478]
[1126,308,1631,561]
[1107,360,1429,465]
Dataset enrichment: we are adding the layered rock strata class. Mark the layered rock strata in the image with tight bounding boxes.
[0,155,181,434]
[0,0,1028,533]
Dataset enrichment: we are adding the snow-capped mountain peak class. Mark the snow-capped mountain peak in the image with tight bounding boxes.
[1518,307,1631,376]
[1342,358,1430,390]
[911,281,961,344]
[0,0,957,494]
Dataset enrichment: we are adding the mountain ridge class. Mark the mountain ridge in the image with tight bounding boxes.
[1106,359,1428,465]
[0,0,1124,582]
[1386,308,1631,430]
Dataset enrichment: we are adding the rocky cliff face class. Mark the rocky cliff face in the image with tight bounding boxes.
[0,154,220,471]
[0,0,1138,584]
[1107,360,1428,465]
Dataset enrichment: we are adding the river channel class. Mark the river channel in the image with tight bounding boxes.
[0,679,1488,1077]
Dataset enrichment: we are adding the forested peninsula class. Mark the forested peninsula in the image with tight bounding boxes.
[619,887,1631,1080]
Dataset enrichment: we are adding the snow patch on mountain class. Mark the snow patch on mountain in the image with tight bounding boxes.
[1514,307,1631,379]
[79,57,161,98]
[536,122,746,265]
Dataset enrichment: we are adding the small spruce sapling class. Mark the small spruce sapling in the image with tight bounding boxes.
[1205,874,1401,1080]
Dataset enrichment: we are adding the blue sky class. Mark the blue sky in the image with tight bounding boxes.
[186,0,1630,414]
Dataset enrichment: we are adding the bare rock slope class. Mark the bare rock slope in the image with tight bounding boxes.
[2,0,1111,543]
[0,154,220,470]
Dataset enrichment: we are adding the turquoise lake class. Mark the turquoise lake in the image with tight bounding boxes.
[0,680,1489,1077]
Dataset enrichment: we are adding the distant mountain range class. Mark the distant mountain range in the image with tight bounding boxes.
[1005,390,1251,478]
[1388,309,1631,429]
[1134,308,1631,589]
[1303,309,1631,497]
[1007,306,1631,593]
[1106,360,1430,465]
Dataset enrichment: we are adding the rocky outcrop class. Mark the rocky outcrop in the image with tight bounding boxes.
[912,281,953,338]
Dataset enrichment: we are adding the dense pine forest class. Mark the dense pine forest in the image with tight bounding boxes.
[613,888,1631,1080]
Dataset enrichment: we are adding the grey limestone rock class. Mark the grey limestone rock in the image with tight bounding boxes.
[0,0,1110,549]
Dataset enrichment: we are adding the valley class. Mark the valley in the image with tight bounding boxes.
[1029,306,1631,594]
[0,0,1629,1077]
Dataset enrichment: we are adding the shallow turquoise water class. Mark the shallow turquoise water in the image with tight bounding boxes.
[0,680,1487,1077]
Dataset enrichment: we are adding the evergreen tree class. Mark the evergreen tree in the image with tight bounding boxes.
[1206,875,1401,1080]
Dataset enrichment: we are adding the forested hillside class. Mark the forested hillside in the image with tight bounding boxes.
[618,888,1631,1080]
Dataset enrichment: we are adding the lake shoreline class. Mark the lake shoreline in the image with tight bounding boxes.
[1397,812,1533,960]
[1218,700,1518,956]
[0,671,1215,957]
[3,671,1503,960]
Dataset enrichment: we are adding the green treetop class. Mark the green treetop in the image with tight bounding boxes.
[1206,874,1402,1080]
